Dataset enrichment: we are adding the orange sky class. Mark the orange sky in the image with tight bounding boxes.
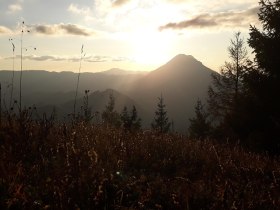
[0,0,259,72]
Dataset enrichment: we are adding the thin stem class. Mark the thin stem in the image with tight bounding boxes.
[73,45,84,116]
[9,48,15,109]
[20,30,23,113]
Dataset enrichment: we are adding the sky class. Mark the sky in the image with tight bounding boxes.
[0,0,260,73]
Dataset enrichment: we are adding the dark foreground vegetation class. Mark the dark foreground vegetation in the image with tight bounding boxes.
[0,116,279,209]
[188,0,280,155]
[1,0,280,209]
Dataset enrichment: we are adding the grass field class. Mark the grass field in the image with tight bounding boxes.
[0,116,279,209]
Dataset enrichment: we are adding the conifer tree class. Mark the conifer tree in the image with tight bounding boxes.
[248,0,280,79]
[189,99,211,139]
[102,94,121,127]
[121,106,130,130]
[243,0,280,152]
[208,32,248,122]
[130,105,141,131]
[121,105,141,132]
[81,90,92,123]
[151,95,171,133]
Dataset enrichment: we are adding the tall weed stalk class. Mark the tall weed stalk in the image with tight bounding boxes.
[9,38,15,110]
[19,21,35,112]
[73,44,85,116]
[19,21,25,112]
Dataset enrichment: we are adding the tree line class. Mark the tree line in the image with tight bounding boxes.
[188,0,280,154]
[83,92,170,134]
[0,0,278,154]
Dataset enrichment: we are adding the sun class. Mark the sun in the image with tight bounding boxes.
[129,30,173,65]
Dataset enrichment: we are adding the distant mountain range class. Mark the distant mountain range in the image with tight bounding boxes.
[125,54,216,131]
[99,68,148,75]
[0,54,216,133]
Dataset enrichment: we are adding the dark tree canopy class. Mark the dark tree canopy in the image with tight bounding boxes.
[244,0,280,152]
[248,0,280,78]
[130,105,142,131]
[151,95,171,133]
[81,90,92,123]
[102,94,121,127]
[188,99,211,139]
[208,32,248,128]
[121,105,141,132]
[207,0,280,153]
[121,106,130,129]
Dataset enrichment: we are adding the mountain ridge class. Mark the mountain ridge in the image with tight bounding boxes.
[98,68,148,75]
[0,54,215,132]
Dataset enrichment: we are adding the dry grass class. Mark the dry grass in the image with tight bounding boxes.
[0,117,279,209]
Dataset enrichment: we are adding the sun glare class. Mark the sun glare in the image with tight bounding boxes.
[129,30,172,65]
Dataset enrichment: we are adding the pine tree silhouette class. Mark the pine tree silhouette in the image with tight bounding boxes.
[151,94,171,133]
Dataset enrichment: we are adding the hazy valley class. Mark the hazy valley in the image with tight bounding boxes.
[0,54,214,132]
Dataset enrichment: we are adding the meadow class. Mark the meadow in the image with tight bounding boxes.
[1,1,280,209]
[0,113,279,209]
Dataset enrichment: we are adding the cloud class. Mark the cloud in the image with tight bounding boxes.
[112,0,130,7]
[0,26,12,34]
[5,55,66,61]
[84,56,110,63]
[5,55,129,63]
[77,55,130,63]
[112,56,130,62]
[68,4,91,15]
[59,24,93,36]
[34,23,95,36]
[68,4,95,22]
[160,14,217,30]
[7,3,22,13]
[27,55,66,62]
[159,6,259,31]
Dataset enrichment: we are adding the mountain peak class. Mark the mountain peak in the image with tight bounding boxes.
[169,54,201,65]
[99,68,127,75]
[174,54,194,59]
[145,54,214,84]
[151,54,205,75]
